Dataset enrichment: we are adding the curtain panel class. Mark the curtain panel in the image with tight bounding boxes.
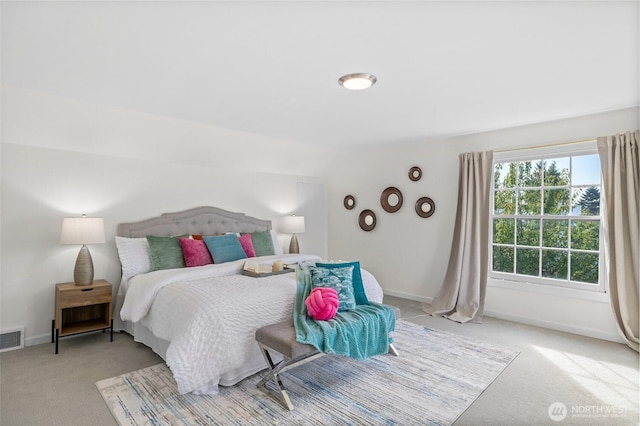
[423,151,493,323]
[598,130,639,352]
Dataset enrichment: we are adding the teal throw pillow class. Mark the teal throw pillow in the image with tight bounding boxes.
[146,235,186,271]
[203,234,248,264]
[316,261,369,305]
[251,231,275,257]
[309,265,356,311]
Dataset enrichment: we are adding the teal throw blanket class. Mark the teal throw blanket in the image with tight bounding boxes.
[293,263,396,360]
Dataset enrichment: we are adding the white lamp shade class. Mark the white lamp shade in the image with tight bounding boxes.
[60,217,105,245]
[282,215,305,234]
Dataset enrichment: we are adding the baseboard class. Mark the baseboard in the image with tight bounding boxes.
[383,289,433,304]
[483,309,624,343]
[383,290,624,344]
[25,334,51,347]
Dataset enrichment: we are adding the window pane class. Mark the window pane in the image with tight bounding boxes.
[571,186,600,216]
[516,248,539,276]
[516,219,540,246]
[570,252,599,284]
[493,219,514,243]
[517,161,542,187]
[543,188,570,215]
[542,250,568,279]
[518,190,541,215]
[572,154,601,186]
[571,220,600,250]
[494,190,516,215]
[542,219,568,248]
[543,158,570,186]
[493,246,514,273]
[494,162,516,189]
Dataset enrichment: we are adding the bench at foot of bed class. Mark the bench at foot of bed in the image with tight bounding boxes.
[255,305,400,410]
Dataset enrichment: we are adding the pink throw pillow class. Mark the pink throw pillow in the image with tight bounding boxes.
[305,287,339,321]
[179,237,213,267]
[239,234,256,257]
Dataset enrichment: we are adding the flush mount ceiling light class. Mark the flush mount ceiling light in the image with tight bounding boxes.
[338,73,377,90]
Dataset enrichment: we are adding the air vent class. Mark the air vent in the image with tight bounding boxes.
[0,328,24,352]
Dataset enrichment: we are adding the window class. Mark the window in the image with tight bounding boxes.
[491,142,604,292]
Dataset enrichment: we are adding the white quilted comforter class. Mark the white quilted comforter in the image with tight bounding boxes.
[119,254,384,395]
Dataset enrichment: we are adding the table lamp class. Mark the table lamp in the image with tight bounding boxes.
[282,215,305,254]
[60,215,105,286]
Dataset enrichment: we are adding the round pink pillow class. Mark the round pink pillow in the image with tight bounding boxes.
[305,287,339,321]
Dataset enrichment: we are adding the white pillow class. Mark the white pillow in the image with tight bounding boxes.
[270,230,283,255]
[115,236,151,278]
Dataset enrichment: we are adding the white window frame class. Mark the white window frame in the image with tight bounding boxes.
[490,141,606,293]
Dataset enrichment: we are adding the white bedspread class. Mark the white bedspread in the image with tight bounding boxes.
[119,254,384,395]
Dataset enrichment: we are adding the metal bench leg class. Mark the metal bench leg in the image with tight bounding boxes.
[388,343,399,356]
[257,344,295,411]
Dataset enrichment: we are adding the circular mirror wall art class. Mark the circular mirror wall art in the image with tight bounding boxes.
[358,209,377,231]
[380,187,403,213]
[416,197,436,217]
[415,196,436,218]
[343,195,356,210]
[409,166,422,182]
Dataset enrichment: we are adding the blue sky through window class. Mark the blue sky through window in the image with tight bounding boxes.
[572,154,600,186]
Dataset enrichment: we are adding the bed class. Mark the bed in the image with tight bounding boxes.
[113,206,385,395]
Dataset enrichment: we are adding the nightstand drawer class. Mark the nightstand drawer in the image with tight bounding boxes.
[57,285,112,308]
[55,279,112,309]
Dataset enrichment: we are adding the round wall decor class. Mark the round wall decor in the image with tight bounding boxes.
[415,197,436,218]
[380,187,403,213]
[358,209,377,231]
[343,195,356,210]
[409,166,422,181]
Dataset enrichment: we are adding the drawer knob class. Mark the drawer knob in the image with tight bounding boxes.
[81,288,94,292]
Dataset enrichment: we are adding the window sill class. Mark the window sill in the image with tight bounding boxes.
[488,277,610,304]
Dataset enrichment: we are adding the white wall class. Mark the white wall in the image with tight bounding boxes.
[2,87,334,176]
[326,107,639,343]
[295,182,326,257]
[1,88,331,345]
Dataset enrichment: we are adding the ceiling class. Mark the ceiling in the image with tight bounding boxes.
[2,1,638,151]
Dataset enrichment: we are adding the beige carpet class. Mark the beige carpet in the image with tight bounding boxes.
[96,320,519,425]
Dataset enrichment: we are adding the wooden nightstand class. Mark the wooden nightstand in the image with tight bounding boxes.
[52,279,113,354]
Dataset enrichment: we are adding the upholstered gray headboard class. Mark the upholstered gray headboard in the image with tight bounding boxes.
[117,206,272,238]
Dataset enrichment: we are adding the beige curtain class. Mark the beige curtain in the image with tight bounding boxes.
[598,130,639,352]
[423,151,493,323]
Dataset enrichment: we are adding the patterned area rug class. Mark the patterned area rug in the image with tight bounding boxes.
[96,320,518,425]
